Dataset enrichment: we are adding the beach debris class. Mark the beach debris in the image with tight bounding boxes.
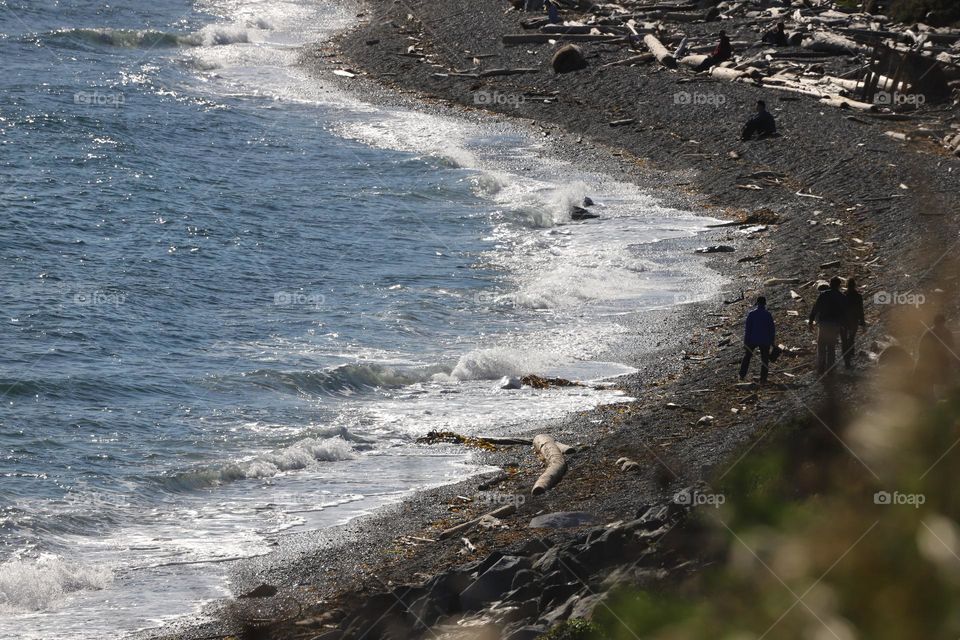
[697,415,715,426]
[521,374,583,389]
[552,44,588,73]
[332,69,357,78]
[500,376,523,389]
[461,537,477,553]
[438,504,517,540]
[695,245,735,254]
[764,277,802,286]
[820,259,842,268]
[417,431,531,450]
[616,457,641,472]
[723,290,745,304]
[532,434,568,495]
[609,118,636,127]
[477,471,510,491]
[478,67,540,78]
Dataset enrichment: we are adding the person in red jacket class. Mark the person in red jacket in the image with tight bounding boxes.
[697,30,733,71]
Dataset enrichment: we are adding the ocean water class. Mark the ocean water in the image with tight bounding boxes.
[0,0,725,637]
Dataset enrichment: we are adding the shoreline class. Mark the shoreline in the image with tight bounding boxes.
[156,0,960,638]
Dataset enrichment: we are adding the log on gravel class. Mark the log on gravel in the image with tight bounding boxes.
[503,33,627,45]
[644,33,677,69]
[819,96,877,112]
[532,434,568,495]
[438,504,516,540]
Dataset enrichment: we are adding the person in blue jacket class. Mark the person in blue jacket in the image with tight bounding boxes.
[740,296,776,383]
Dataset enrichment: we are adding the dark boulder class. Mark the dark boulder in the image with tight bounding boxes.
[552,44,587,74]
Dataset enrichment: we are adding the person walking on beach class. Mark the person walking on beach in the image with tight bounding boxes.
[841,278,866,369]
[696,30,732,71]
[741,100,777,140]
[916,314,958,396]
[808,277,846,375]
[740,296,776,383]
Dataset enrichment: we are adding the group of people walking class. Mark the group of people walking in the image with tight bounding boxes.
[736,277,955,384]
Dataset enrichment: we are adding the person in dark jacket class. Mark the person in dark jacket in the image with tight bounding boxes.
[762,22,789,46]
[741,100,777,140]
[696,30,733,71]
[809,276,846,374]
[740,296,776,383]
[841,278,866,368]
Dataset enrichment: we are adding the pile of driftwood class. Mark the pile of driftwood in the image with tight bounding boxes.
[504,0,960,154]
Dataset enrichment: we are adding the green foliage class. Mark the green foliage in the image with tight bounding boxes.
[543,618,606,640]
[593,386,960,640]
[887,0,960,25]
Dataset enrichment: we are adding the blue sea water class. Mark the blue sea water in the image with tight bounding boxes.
[0,0,724,636]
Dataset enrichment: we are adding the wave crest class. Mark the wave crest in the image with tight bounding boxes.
[0,554,112,614]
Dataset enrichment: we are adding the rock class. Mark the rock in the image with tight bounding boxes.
[569,592,609,620]
[460,555,532,611]
[533,545,588,581]
[621,461,640,472]
[529,512,599,529]
[239,584,278,599]
[582,196,594,207]
[539,574,582,610]
[570,206,600,220]
[551,44,587,74]
[695,245,735,254]
[539,592,581,626]
[500,376,523,389]
[697,415,715,425]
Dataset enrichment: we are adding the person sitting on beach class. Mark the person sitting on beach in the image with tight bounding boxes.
[841,278,866,369]
[696,30,732,71]
[808,276,847,375]
[740,296,776,383]
[741,100,777,140]
[915,314,958,397]
[762,22,789,46]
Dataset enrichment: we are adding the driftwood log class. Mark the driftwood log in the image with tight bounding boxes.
[644,34,677,69]
[532,434,568,495]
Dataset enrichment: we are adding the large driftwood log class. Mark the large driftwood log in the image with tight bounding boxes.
[532,434,568,495]
[644,34,677,69]
[679,54,709,68]
[802,31,870,56]
[820,96,878,112]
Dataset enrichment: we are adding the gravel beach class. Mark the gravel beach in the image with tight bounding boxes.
[154,1,960,638]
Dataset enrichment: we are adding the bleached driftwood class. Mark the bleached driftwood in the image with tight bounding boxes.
[532,434,568,495]
[644,33,677,68]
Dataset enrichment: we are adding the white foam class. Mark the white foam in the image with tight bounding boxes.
[0,554,113,614]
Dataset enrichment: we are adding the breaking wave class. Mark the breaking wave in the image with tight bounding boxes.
[0,554,113,614]
[42,25,254,50]
[162,436,356,491]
